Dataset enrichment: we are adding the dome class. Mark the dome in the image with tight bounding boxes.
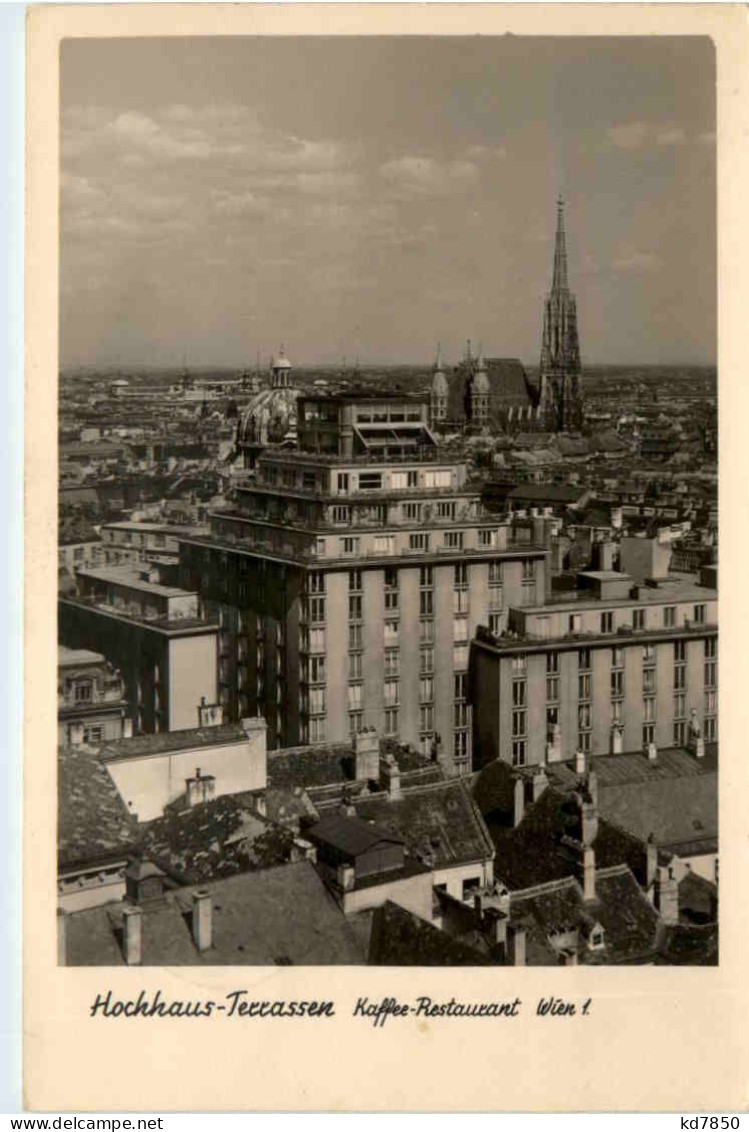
[272,352,292,370]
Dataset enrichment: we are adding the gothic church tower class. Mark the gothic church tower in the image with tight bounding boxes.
[538,198,584,432]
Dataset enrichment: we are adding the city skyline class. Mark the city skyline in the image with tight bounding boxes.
[61,37,716,369]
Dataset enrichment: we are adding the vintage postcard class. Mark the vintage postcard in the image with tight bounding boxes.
[24,2,749,1112]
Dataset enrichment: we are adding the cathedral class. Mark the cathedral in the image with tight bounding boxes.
[537,197,585,432]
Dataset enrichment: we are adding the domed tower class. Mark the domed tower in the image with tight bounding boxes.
[470,344,490,426]
[430,344,449,426]
[270,347,292,390]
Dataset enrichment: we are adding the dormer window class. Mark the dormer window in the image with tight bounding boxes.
[588,924,606,951]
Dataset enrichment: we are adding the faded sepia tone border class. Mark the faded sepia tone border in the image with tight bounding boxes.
[25,4,749,1112]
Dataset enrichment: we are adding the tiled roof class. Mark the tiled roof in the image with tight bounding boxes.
[368,900,490,966]
[267,738,433,791]
[58,746,139,870]
[354,779,495,869]
[308,813,404,857]
[64,861,365,966]
[141,792,293,883]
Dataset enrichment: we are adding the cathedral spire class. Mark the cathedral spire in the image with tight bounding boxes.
[551,195,569,293]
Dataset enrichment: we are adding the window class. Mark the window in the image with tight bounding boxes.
[664,606,676,628]
[454,563,468,589]
[674,692,686,718]
[611,670,624,698]
[309,717,326,743]
[420,705,434,732]
[349,568,362,592]
[522,560,535,582]
[384,567,398,590]
[633,608,645,630]
[643,668,657,693]
[337,472,350,494]
[409,533,430,551]
[332,505,351,524]
[694,604,706,625]
[453,590,469,614]
[420,619,434,644]
[74,682,93,703]
[512,710,527,737]
[611,699,622,723]
[347,684,362,711]
[643,643,656,665]
[547,652,559,674]
[349,653,363,680]
[642,723,655,747]
[349,711,363,736]
[643,696,656,722]
[611,647,624,669]
[674,665,686,691]
[420,566,433,588]
[512,739,527,767]
[578,648,591,671]
[438,501,456,520]
[384,709,399,735]
[512,680,526,707]
[374,535,395,555]
[601,611,613,633]
[420,648,435,674]
[308,596,325,623]
[348,595,362,621]
[704,717,717,740]
[489,586,503,612]
[579,730,592,753]
[547,676,559,702]
[349,623,362,650]
[511,654,526,673]
[309,687,326,715]
[578,674,591,700]
[341,536,360,556]
[315,537,327,557]
[420,677,434,702]
[309,656,326,684]
[453,644,469,669]
[403,503,422,522]
[424,470,452,489]
[385,591,399,612]
[578,703,591,730]
[568,613,582,633]
[444,531,464,549]
[82,725,103,745]
[705,638,717,659]
[489,614,502,635]
[489,562,504,586]
[455,674,468,700]
[453,618,469,643]
[359,472,382,491]
[705,689,717,715]
[705,662,717,688]
[674,720,687,746]
[479,529,499,548]
[384,650,400,678]
[674,640,687,663]
[384,621,399,646]
[406,470,419,488]
[546,706,559,730]
[309,627,325,653]
[384,680,400,707]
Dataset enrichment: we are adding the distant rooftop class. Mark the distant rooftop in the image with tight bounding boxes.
[100,722,254,761]
[58,645,105,668]
[76,564,197,599]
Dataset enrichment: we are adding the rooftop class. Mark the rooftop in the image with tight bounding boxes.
[58,746,139,870]
[58,645,105,668]
[76,564,197,599]
[100,722,253,762]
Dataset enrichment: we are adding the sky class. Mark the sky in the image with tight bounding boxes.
[60,36,716,369]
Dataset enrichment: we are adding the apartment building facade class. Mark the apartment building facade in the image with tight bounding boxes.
[179,391,549,773]
[470,569,718,770]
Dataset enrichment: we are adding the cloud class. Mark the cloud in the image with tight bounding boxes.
[379,155,479,196]
[606,122,650,150]
[612,250,663,273]
[211,190,273,218]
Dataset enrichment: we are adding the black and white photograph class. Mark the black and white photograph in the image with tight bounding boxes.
[55,31,719,970]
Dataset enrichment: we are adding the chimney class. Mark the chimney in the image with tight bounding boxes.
[379,754,401,800]
[546,723,562,764]
[191,889,212,952]
[574,749,586,776]
[122,717,133,739]
[646,741,658,762]
[69,721,84,748]
[513,777,525,828]
[532,767,549,803]
[354,727,380,782]
[646,833,658,893]
[122,903,143,965]
[198,700,223,728]
[57,907,67,966]
[507,924,526,967]
[586,769,599,809]
[337,863,355,892]
[610,722,623,755]
[655,864,679,925]
[581,846,596,902]
[561,950,579,967]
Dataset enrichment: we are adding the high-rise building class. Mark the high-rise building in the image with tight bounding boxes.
[179,389,550,773]
[470,566,717,771]
[538,197,584,432]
